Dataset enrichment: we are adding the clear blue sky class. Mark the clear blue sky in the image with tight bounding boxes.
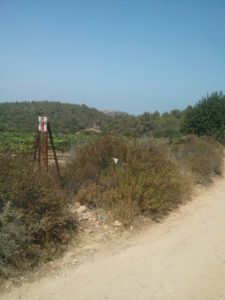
[0,0,225,114]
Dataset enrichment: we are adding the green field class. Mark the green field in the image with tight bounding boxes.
[0,132,92,153]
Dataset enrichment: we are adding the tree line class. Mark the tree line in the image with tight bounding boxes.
[0,91,224,143]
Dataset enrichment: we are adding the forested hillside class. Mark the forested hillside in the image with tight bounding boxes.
[0,101,111,133]
[0,101,183,137]
[1,92,224,141]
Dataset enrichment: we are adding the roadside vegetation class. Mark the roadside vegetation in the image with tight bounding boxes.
[64,136,189,224]
[0,91,224,285]
[64,135,223,224]
[169,135,224,184]
[0,156,76,284]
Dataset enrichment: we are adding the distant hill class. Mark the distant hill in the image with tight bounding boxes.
[0,101,184,138]
[0,101,112,133]
[102,110,129,117]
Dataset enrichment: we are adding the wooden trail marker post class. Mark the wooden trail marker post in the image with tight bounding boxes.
[39,114,48,171]
[34,113,60,175]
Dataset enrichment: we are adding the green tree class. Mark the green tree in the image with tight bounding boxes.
[154,113,181,138]
[182,92,225,143]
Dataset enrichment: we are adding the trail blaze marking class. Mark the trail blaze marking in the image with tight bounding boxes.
[38,114,47,132]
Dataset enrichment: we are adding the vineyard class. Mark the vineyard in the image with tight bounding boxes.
[0,132,92,153]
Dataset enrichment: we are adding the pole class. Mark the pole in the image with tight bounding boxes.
[33,132,39,160]
[47,122,60,175]
[38,113,48,172]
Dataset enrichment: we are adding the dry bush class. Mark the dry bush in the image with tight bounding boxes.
[62,135,128,194]
[97,145,189,224]
[66,136,189,224]
[65,135,224,225]
[169,135,224,184]
[0,155,76,282]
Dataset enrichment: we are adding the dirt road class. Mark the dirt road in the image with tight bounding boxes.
[2,171,225,300]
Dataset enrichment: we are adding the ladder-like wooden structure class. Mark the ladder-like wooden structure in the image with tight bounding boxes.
[33,114,59,175]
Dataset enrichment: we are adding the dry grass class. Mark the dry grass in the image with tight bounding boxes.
[65,136,190,224]
[0,155,76,283]
[1,134,223,283]
[169,135,224,184]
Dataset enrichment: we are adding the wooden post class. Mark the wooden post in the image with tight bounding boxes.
[36,114,60,175]
[38,113,48,172]
[47,122,60,175]
[33,132,39,160]
[38,133,41,169]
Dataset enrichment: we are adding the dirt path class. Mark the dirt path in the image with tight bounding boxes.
[2,172,225,300]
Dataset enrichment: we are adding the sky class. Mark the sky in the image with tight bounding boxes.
[0,0,225,114]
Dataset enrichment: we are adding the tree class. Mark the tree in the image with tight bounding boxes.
[182,92,225,143]
[154,113,181,138]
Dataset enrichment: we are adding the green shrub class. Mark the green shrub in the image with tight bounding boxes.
[0,155,76,282]
[182,92,225,143]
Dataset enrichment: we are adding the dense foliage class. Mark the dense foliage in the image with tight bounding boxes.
[0,101,111,133]
[1,93,224,142]
[0,101,183,139]
[182,92,225,143]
